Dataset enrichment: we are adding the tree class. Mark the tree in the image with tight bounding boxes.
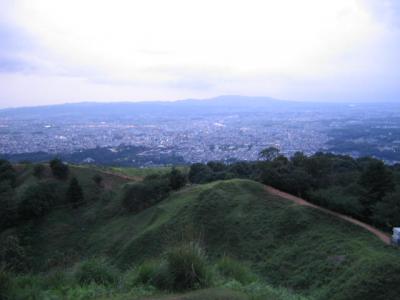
[259,147,280,161]
[50,158,69,180]
[0,182,17,230]
[169,168,187,190]
[188,163,213,184]
[92,174,103,186]
[0,159,16,187]
[207,161,226,172]
[67,178,84,208]
[372,191,400,228]
[33,164,45,179]
[359,160,395,214]
[18,182,57,219]
[291,152,307,168]
[122,179,170,213]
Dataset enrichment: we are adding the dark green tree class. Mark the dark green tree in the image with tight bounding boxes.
[67,178,84,208]
[206,161,226,172]
[18,182,57,219]
[359,160,395,215]
[0,182,17,230]
[122,177,171,213]
[169,168,187,190]
[50,158,69,180]
[259,146,280,161]
[92,174,103,186]
[0,159,17,187]
[372,191,400,227]
[33,164,45,179]
[188,163,213,184]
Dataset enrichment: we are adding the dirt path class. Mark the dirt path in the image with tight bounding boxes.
[264,185,391,245]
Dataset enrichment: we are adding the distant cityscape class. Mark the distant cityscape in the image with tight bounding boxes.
[1,98,400,165]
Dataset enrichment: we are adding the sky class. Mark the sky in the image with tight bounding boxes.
[0,0,399,108]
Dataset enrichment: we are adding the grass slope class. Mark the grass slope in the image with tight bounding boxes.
[3,165,400,300]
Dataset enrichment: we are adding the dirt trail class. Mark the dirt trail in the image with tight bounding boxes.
[264,185,391,245]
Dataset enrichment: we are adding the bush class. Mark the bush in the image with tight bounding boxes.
[307,186,364,217]
[0,268,13,300]
[122,179,170,213]
[189,163,214,184]
[127,260,170,289]
[66,178,84,208]
[92,174,103,186]
[18,182,58,220]
[0,182,17,230]
[169,168,187,190]
[0,160,16,187]
[75,258,119,286]
[0,235,29,272]
[130,243,211,292]
[50,158,69,180]
[33,164,45,179]
[216,257,256,285]
[164,242,211,291]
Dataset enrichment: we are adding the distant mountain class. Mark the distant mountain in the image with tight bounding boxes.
[0,95,353,120]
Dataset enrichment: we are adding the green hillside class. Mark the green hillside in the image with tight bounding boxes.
[2,164,400,300]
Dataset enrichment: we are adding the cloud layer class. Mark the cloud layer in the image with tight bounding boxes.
[0,0,399,107]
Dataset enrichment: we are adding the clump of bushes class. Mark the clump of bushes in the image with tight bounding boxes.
[74,258,119,286]
[0,268,13,300]
[132,243,212,291]
[50,158,69,180]
[0,159,17,187]
[122,168,187,213]
[66,177,84,208]
[165,242,211,291]
[33,164,46,179]
[18,181,58,220]
[0,235,29,272]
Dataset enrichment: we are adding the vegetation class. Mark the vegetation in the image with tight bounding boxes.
[67,177,84,208]
[50,158,70,180]
[187,151,400,230]
[18,181,58,220]
[1,158,400,299]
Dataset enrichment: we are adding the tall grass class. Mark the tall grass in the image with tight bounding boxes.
[74,258,119,286]
[216,256,256,285]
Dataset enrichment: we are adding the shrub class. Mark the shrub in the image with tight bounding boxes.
[127,260,170,289]
[0,160,16,187]
[130,243,211,292]
[92,174,103,186]
[50,158,69,180]
[0,268,13,300]
[307,186,364,217]
[216,257,256,285]
[0,182,17,230]
[164,242,211,291]
[18,182,58,220]
[122,179,170,213]
[66,178,84,208]
[75,258,119,286]
[0,235,29,272]
[169,168,187,190]
[33,164,45,179]
[188,163,214,184]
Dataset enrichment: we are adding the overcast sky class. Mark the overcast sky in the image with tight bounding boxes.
[0,0,399,108]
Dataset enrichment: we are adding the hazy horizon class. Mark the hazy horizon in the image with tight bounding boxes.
[1,0,400,108]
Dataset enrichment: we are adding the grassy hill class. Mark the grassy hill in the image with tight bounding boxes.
[2,164,400,300]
